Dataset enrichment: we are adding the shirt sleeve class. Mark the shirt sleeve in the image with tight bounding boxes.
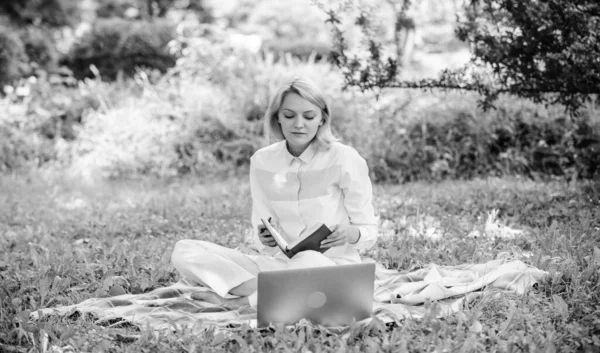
[249,154,279,255]
[339,147,379,250]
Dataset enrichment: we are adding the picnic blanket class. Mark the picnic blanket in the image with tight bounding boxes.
[34,253,547,332]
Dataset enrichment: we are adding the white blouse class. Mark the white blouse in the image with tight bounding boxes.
[249,140,379,263]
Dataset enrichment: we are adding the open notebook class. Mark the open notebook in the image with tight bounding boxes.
[260,218,332,259]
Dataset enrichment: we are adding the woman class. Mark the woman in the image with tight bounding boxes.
[171,77,378,307]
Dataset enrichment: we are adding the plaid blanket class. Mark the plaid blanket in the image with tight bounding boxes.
[34,254,546,331]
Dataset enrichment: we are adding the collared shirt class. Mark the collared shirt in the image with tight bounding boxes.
[249,140,379,263]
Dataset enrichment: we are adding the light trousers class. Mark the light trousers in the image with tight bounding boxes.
[171,239,345,307]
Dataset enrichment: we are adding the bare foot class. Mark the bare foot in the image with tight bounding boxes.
[191,290,225,305]
[191,290,250,307]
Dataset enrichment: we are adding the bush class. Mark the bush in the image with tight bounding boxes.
[96,0,136,19]
[19,26,59,72]
[65,103,182,178]
[239,0,328,42]
[56,77,263,179]
[6,32,597,183]
[62,17,177,80]
[0,125,34,172]
[169,82,264,175]
[262,38,334,63]
[174,113,263,174]
[0,25,27,87]
[365,93,600,183]
[0,24,60,87]
[0,0,81,28]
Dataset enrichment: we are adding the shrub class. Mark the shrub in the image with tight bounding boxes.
[0,25,27,87]
[365,93,600,183]
[96,0,214,21]
[66,103,182,179]
[96,0,136,19]
[62,17,177,80]
[262,38,334,63]
[7,33,597,183]
[0,125,33,172]
[240,0,328,42]
[59,78,263,179]
[19,26,59,72]
[171,83,264,175]
[0,24,60,87]
[0,0,81,28]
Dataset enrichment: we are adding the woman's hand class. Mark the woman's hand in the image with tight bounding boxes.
[258,218,277,247]
[320,224,360,248]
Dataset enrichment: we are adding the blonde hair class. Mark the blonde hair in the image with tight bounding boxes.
[264,77,338,150]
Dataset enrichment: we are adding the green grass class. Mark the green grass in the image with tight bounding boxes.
[0,173,599,352]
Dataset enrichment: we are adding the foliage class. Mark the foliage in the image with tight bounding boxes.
[2,8,598,181]
[62,17,177,80]
[96,0,135,19]
[0,174,598,351]
[262,38,334,63]
[96,0,213,21]
[242,0,329,42]
[0,0,81,28]
[19,26,60,72]
[0,23,61,88]
[320,0,600,114]
[362,92,600,183]
[4,42,599,181]
[172,102,264,175]
[454,0,600,112]
[0,125,41,172]
[28,69,265,178]
[0,26,27,88]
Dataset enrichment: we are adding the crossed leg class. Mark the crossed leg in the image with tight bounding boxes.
[171,239,337,307]
[190,278,257,306]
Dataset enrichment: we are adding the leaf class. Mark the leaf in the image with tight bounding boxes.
[30,247,39,268]
[455,312,468,323]
[108,285,127,297]
[113,333,140,343]
[211,332,227,346]
[545,342,557,353]
[469,320,483,333]
[67,284,89,292]
[581,265,597,282]
[499,303,518,335]
[39,277,49,305]
[552,294,569,321]
[140,276,151,292]
[50,276,62,294]
[230,335,248,349]
[593,247,600,266]
[15,310,31,322]
[72,238,91,246]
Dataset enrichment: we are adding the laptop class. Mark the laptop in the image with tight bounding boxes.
[257,263,376,327]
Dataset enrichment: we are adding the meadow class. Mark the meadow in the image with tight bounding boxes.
[0,171,598,352]
[1,2,599,351]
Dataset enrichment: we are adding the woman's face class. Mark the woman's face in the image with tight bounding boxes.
[278,93,323,156]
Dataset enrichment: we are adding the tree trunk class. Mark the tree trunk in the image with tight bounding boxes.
[387,0,415,68]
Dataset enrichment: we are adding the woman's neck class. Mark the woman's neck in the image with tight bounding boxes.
[286,141,309,157]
